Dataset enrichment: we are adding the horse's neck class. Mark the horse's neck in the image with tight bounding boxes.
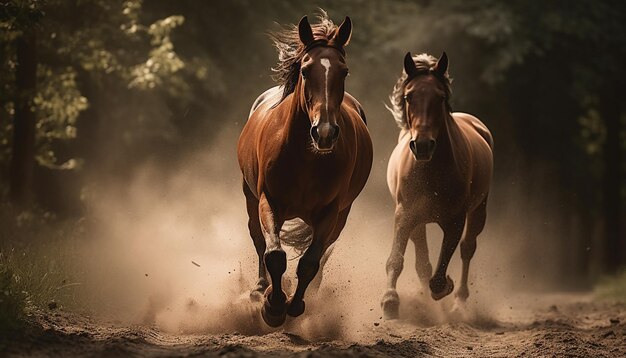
[438,113,471,179]
[283,85,310,146]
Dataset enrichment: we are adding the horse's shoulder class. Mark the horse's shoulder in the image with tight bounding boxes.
[249,86,283,119]
[343,92,367,125]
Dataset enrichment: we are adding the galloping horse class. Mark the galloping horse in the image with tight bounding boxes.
[238,13,372,327]
[381,52,493,319]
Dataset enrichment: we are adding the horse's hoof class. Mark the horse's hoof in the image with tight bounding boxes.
[451,296,468,315]
[381,289,400,320]
[286,299,305,317]
[455,286,469,301]
[260,285,287,327]
[261,301,287,327]
[430,275,454,301]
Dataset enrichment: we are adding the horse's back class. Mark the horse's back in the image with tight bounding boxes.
[249,86,283,119]
[240,87,284,199]
[453,112,493,209]
[453,112,493,150]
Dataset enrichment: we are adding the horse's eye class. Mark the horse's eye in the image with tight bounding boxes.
[344,69,350,77]
[403,94,411,102]
[301,68,308,79]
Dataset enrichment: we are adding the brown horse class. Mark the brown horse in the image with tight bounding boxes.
[381,52,493,319]
[237,13,372,327]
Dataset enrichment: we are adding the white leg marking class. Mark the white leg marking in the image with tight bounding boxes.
[320,58,331,119]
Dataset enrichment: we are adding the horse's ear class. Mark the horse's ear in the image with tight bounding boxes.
[298,16,315,46]
[433,51,449,77]
[404,52,417,77]
[333,16,352,47]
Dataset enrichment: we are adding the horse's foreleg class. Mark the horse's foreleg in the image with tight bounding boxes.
[457,199,487,301]
[409,224,432,293]
[430,215,466,300]
[309,242,335,294]
[258,192,287,327]
[286,206,340,318]
[381,205,414,319]
[243,182,267,300]
[309,205,350,294]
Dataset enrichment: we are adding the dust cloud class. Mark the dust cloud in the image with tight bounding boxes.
[72,110,564,342]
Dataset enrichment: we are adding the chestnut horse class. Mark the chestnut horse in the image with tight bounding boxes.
[381,52,493,319]
[238,14,372,327]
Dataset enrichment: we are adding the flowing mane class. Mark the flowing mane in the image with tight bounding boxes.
[386,53,453,129]
[269,10,343,102]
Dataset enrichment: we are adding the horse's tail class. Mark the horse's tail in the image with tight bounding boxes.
[280,219,313,258]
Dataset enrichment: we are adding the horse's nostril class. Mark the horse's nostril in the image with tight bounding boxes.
[429,139,437,153]
[332,125,340,141]
[310,125,320,141]
[410,139,435,160]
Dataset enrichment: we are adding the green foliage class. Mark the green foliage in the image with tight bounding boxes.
[0,0,44,35]
[577,98,606,156]
[34,66,87,168]
[129,15,185,89]
[0,0,187,173]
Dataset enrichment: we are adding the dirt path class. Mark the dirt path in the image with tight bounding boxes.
[3,293,624,357]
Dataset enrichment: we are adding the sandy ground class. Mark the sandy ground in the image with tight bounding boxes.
[3,293,624,357]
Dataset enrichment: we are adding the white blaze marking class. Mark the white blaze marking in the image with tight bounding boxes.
[320,58,331,119]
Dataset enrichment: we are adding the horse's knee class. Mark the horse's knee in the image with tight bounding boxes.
[460,239,477,260]
[264,249,287,276]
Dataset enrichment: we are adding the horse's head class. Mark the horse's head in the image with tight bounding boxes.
[402,52,450,161]
[297,16,351,152]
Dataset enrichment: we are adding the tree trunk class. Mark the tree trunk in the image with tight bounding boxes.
[9,30,37,207]
[602,83,623,273]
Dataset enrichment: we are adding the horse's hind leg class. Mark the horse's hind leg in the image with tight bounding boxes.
[258,192,287,327]
[381,205,414,319]
[430,215,465,300]
[243,181,268,301]
[457,199,487,302]
[409,224,432,294]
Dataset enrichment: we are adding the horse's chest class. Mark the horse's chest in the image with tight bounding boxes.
[403,170,467,222]
[265,156,348,209]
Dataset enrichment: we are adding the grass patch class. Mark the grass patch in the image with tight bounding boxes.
[0,203,85,334]
[0,264,27,333]
[594,268,626,302]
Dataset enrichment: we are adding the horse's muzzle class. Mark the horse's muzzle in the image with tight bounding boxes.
[410,138,436,161]
[311,123,340,151]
